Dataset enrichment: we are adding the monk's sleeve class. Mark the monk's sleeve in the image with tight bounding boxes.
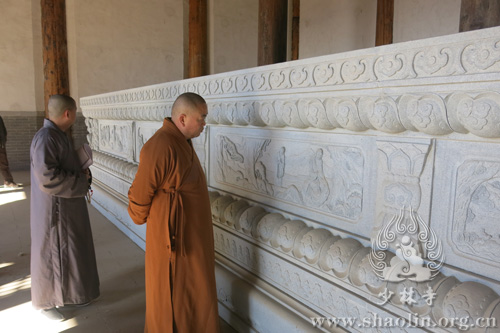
[128,138,169,225]
[31,133,88,198]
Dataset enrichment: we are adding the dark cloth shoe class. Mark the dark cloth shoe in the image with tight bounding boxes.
[40,307,65,321]
[73,301,92,307]
[65,296,98,307]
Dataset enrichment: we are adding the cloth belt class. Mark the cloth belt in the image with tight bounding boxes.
[164,188,186,257]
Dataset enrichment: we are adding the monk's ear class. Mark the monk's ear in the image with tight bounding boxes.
[178,113,186,126]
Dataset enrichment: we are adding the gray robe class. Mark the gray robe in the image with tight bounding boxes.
[30,119,100,310]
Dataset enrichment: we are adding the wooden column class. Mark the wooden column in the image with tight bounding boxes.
[291,0,300,61]
[258,0,288,66]
[41,0,70,116]
[375,0,394,46]
[460,0,500,32]
[188,0,208,78]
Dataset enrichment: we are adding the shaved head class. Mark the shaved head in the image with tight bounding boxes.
[171,93,208,139]
[171,93,206,120]
[48,94,77,119]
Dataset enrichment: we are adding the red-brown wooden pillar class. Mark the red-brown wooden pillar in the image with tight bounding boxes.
[41,0,70,116]
[188,0,208,78]
[258,0,288,66]
[291,0,300,61]
[375,0,394,46]
[460,0,500,32]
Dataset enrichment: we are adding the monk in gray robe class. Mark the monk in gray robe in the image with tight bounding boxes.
[128,93,219,332]
[30,94,100,321]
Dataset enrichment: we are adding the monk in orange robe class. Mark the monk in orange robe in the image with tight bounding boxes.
[128,93,219,333]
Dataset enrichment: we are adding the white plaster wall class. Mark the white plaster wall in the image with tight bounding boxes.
[393,0,461,43]
[210,0,258,74]
[299,0,462,59]
[66,0,184,105]
[0,0,43,111]
[300,0,377,59]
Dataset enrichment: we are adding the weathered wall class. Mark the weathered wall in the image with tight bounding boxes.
[0,0,42,112]
[66,0,184,105]
[394,0,461,43]
[0,0,469,172]
[300,0,462,59]
[0,0,184,171]
[210,0,259,74]
[300,0,377,58]
[81,27,500,332]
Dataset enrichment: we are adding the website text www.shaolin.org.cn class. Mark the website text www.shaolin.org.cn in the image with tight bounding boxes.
[310,313,497,330]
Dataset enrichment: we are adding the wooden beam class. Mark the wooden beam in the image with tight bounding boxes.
[460,0,500,32]
[41,0,70,116]
[188,0,208,78]
[291,0,300,61]
[375,0,394,46]
[258,0,288,66]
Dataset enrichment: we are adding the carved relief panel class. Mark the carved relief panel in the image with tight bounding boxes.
[134,121,162,163]
[209,127,378,236]
[84,117,99,150]
[98,120,134,161]
[432,140,500,282]
[373,138,434,239]
[453,160,500,262]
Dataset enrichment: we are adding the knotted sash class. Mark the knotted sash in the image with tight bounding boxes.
[163,187,186,257]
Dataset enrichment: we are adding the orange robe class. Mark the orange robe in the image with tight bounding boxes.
[128,118,219,333]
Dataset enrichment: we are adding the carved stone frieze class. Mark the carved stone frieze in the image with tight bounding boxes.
[214,226,413,332]
[84,91,500,138]
[84,117,99,149]
[98,120,134,161]
[134,121,162,162]
[374,138,433,238]
[212,129,366,224]
[431,140,500,282]
[210,191,500,330]
[81,27,500,107]
[442,282,498,326]
[82,103,171,121]
[206,92,500,138]
[79,27,500,332]
[92,150,137,183]
[453,160,500,264]
[80,27,500,138]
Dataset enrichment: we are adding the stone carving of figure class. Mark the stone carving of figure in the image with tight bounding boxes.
[251,139,273,195]
[305,148,330,207]
[255,161,273,195]
[222,136,244,163]
[138,127,146,148]
[101,125,110,147]
[277,146,286,186]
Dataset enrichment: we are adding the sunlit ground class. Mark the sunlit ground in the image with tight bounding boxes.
[0,269,79,332]
[0,172,153,332]
[0,185,27,205]
[0,301,79,332]
[0,266,79,332]
[0,184,80,332]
